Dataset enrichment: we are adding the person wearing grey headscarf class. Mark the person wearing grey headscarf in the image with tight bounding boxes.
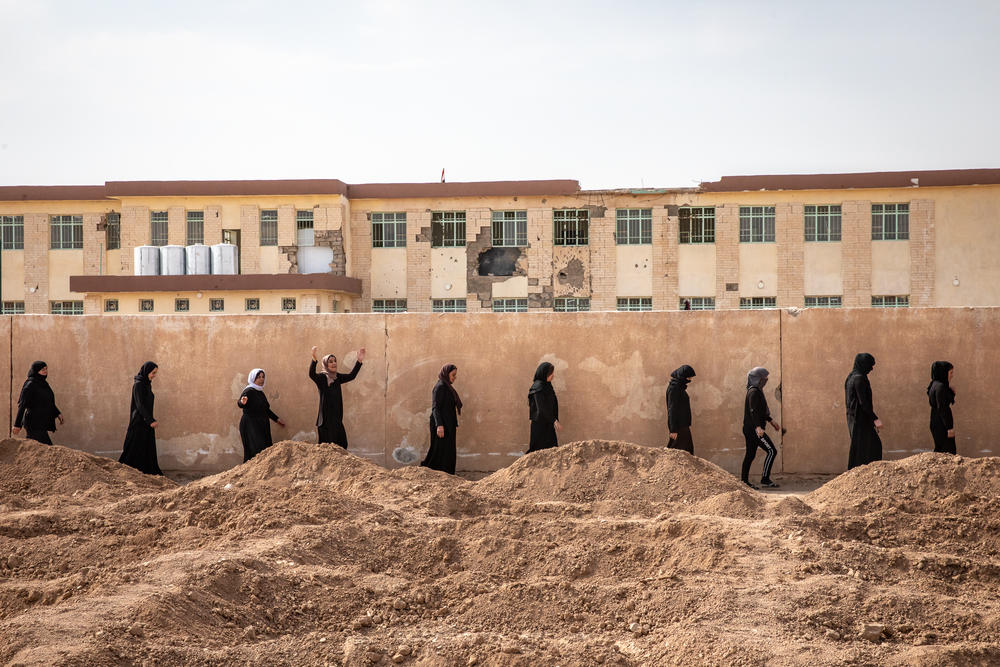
[741,367,782,489]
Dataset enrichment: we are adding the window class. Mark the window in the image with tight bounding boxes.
[492,211,527,246]
[1,301,25,314]
[50,215,83,249]
[617,297,652,311]
[740,297,777,310]
[175,298,189,312]
[372,299,407,313]
[151,211,169,246]
[616,208,652,245]
[104,299,119,312]
[50,301,83,315]
[680,297,715,310]
[739,206,776,243]
[432,298,467,312]
[872,295,909,308]
[679,207,715,244]
[296,210,313,230]
[492,298,528,312]
[245,298,261,312]
[553,209,589,246]
[872,203,909,241]
[804,296,842,308]
[260,210,278,246]
[804,205,841,242]
[186,211,204,245]
[209,298,225,312]
[139,299,154,312]
[554,297,590,312]
[295,210,314,246]
[431,211,466,248]
[1,215,24,249]
[281,297,297,312]
[372,212,407,248]
[104,212,121,250]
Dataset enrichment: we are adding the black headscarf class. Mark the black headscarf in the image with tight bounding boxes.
[135,361,158,383]
[851,353,876,375]
[669,365,696,387]
[437,364,462,414]
[17,361,50,403]
[928,360,955,402]
[528,362,555,397]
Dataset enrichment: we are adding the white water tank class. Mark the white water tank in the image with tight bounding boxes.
[210,243,239,275]
[133,246,160,276]
[160,245,186,275]
[185,244,211,275]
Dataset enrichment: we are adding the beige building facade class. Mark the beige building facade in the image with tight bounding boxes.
[2,169,999,314]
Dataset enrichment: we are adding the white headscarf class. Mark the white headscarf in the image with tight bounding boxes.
[246,368,266,392]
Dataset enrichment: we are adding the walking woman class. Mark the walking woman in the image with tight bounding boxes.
[666,365,696,454]
[119,361,163,476]
[846,353,883,470]
[309,345,365,448]
[741,367,782,489]
[13,361,63,445]
[928,361,956,455]
[527,362,561,453]
[421,364,462,474]
[238,368,286,462]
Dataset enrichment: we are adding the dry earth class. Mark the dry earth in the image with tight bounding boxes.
[1,438,999,666]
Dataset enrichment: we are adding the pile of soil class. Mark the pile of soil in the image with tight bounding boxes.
[1,437,999,666]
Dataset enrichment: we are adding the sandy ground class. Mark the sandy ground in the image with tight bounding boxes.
[1,437,999,666]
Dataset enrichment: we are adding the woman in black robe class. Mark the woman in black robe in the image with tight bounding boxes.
[238,368,285,462]
[846,352,883,470]
[527,362,561,453]
[13,361,64,445]
[119,361,163,476]
[666,365,696,454]
[422,364,462,474]
[927,361,956,454]
[309,345,365,448]
[741,367,782,489]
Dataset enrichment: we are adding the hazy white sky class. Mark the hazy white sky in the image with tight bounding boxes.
[1,0,998,189]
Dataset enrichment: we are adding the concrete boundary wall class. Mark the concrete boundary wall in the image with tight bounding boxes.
[5,309,997,475]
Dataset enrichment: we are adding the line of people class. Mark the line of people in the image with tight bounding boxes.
[12,353,958,484]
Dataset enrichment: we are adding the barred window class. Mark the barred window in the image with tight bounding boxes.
[281,297,297,312]
[432,298,467,312]
[260,210,278,246]
[186,211,204,245]
[739,206,776,243]
[50,215,83,249]
[105,212,120,250]
[680,297,715,310]
[104,299,119,312]
[554,297,590,312]
[139,299,154,312]
[431,211,466,248]
[372,298,407,313]
[804,296,842,308]
[296,210,314,247]
[372,212,407,248]
[1,215,25,249]
[175,298,190,312]
[296,210,313,230]
[872,203,909,241]
[209,298,225,312]
[617,297,652,311]
[616,208,652,245]
[50,300,83,315]
[740,297,777,310]
[1,301,25,314]
[492,298,528,312]
[492,210,527,246]
[245,298,261,312]
[554,209,589,246]
[872,295,909,308]
[150,211,169,246]
[804,205,841,242]
[679,207,715,244]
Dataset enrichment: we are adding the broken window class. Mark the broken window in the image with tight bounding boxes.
[804,296,842,308]
[260,210,278,246]
[186,211,204,245]
[372,212,407,248]
[150,211,169,246]
[492,210,527,246]
[553,297,590,312]
[739,206,775,243]
[50,215,83,249]
[679,297,714,311]
[1,215,24,249]
[616,297,652,312]
[431,211,466,248]
[372,299,407,313]
[492,298,528,313]
[432,298,467,312]
[616,209,652,245]
[679,207,715,244]
[871,203,909,241]
[804,205,841,242]
[553,209,589,246]
[739,297,777,310]
[871,295,909,308]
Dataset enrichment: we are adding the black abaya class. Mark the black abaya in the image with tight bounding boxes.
[846,353,882,470]
[422,377,460,474]
[309,360,362,448]
[928,361,956,455]
[666,365,696,454]
[14,361,60,446]
[527,363,559,452]
[238,388,280,462]
[119,362,163,476]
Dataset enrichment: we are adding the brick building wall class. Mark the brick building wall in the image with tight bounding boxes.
[909,199,936,307]
[652,205,677,310]
[406,209,432,312]
[22,213,50,313]
[776,203,805,307]
[841,200,873,308]
[715,204,741,309]
[239,205,261,274]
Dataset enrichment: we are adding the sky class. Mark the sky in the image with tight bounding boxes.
[1,0,998,190]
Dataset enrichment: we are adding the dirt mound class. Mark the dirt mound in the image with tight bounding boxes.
[0,438,174,502]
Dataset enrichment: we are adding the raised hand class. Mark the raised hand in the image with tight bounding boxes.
[357,347,366,362]
[311,346,319,361]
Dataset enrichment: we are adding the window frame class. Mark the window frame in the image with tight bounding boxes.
[372,212,407,248]
[431,211,466,248]
[553,209,589,246]
[139,299,154,313]
[1,301,25,314]
[804,205,842,242]
[491,210,528,247]
[804,296,843,308]
[49,300,83,315]
[372,298,407,313]
[871,203,910,241]
[492,298,528,313]
[186,210,204,245]
[679,297,715,311]
[260,209,278,246]
[174,298,190,312]
[739,206,776,243]
[50,215,83,250]
[245,297,261,312]
[1,215,25,250]
[432,298,467,312]
[616,297,652,312]
[871,295,909,308]
[616,208,653,245]
[104,299,119,312]
[679,207,715,244]
[281,297,297,312]
[553,297,591,312]
[739,297,777,310]
[150,211,169,246]
[209,298,225,312]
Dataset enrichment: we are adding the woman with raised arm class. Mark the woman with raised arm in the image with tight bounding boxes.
[309,345,365,448]
[119,361,163,476]
[527,362,561,453]
[927,361,956,455]
[422,364,462,474]
[846,353,883,470]
[238,368,285,462]
[13,361,64,445]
